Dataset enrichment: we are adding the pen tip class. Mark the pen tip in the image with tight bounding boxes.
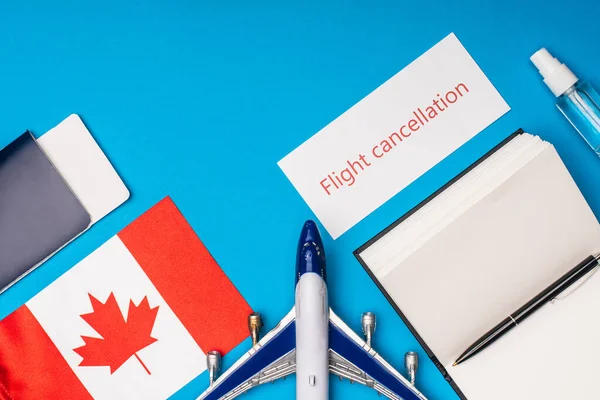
[452,362,458,367]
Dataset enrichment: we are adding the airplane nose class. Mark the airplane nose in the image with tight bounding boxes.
[296,220,326,285]
[300,220,319,243]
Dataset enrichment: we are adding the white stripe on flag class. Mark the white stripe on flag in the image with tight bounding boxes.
[27,236,206,400]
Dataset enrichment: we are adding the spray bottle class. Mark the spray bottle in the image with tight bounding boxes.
[531,48,600,157]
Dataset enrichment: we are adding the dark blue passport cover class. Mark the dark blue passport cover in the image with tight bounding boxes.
[0,132,90,292]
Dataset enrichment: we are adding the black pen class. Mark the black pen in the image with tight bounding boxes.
[453,253,600,367]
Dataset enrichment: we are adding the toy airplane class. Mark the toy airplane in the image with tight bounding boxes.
[198,220,428,400]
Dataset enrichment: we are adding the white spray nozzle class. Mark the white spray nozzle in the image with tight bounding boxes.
[530,48,578,97]
[531,48,562,78]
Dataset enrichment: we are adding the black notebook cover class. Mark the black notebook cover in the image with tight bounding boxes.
[353,129,524,400]
[0,132,91,292]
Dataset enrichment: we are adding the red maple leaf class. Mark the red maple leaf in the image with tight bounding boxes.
[73,293,159,375]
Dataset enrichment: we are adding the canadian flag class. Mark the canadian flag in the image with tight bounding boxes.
[0,197,252,400]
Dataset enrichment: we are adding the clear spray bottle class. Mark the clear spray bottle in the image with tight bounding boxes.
[531,48,600,157]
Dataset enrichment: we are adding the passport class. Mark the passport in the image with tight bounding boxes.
[0,132,90,292]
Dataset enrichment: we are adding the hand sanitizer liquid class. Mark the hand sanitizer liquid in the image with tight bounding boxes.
[531,48,600,157]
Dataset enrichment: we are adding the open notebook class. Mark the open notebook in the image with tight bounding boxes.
[355,130,600,399]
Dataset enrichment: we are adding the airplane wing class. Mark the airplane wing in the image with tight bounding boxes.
[197,309,296,400]
[329,309,428,400]
[198,307,427,400]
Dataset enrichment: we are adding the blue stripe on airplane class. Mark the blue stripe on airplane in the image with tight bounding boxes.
[329,321,421,400]
[202,319,296,400]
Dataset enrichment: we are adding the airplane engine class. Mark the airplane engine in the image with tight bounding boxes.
[361,312,376,348]
[248,312,263,346]
[404,351,419,385]
[206,350,222,387]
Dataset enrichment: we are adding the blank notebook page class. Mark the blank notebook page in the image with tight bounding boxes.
[358,133,600,399]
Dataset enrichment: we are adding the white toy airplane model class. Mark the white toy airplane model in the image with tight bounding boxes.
[198,221,428,400]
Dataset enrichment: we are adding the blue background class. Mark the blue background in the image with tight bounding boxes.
[0,1,599,399]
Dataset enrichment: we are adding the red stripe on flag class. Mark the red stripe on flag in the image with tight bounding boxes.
[118,197,253,355]
[0,306,92,400]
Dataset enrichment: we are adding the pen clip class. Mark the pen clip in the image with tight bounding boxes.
[551,264,600,303]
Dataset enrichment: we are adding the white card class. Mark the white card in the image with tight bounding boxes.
[37,114,130,224]
[278,33,510,239]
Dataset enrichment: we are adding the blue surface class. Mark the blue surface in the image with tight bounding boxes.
[0,1,599,399]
